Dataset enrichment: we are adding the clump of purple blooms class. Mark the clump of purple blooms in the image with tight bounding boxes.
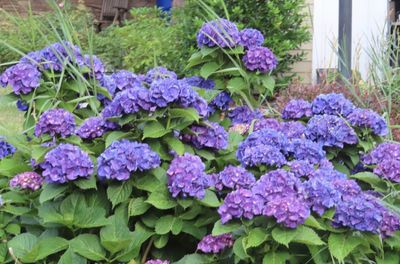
[242,47,278,73]
[184,76,215,90]
[197,18,240,48]
[40,144,94,183]
[287,139,325,164]
[97,140,160,181]
[214,165,255,191]
[181,122,228,150]
[0,139,16,159]
[239,28,264,49]
[228,106,262,124]
[167,153,210,199]
[76,117,108,139]
[311,93,355,117]
[34,108,76,138]
[347,108,388,136]
[282,99,313,120]
[253,118,281,132]
[208,91,233,114]
[145,260,170,264]
[145,67,177,85]
[110,70,143,94]
[197,234,234,253]
[10,172,43,191]
[0,63,42,95]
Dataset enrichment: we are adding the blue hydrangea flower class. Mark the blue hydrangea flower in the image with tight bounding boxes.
[16,99,28,111]
[39,42,85,71]
[282,99,313,120]
[167,153,210,199]
[288,160,314,178]
[380,209,400,238]
[76,117,107,139]
[98,139,160,181]
[145,260,170,264]
[228,106,262,124]
[305,114,358,148]
[197,234,234,253]
[363,143,400,165]
[184,76,215,90]
[0,139,16,159]
[312,93,355,117]
[10,172,43,191]
[0,63,41,95]
[242,47,278,73]
[304,177,341,216]
[34,108,76,138]
[347,108,388,136]
[111,70,143,93]
[310,168,347,182]
[214,165,256,191]
[99,74,117,98]
[105,87,154,117]
[253,118,281,132]
[279,121,306,139]
[149,78,183,108]
[239,28,264,49]
[84,55,104,80]
[218,188,262,224]
[145,67,177,85]
[332,179,362,200]
[181,122,228,150]
[373,159,400,183]
[197,19,240,48]
[208,91,233,114]
[287,138,325,164]
[41,144,94,183]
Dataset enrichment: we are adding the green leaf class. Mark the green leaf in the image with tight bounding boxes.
[105,131,130,147]
[271,227,297,247]
[304,215,326,230]
[128,197,151,216]
[351,172,384,186]
[58,248,87,264]
[227,77,246,94]
[107,182,133,208]
[22,237,68,262]
[260,75,275,95]
[5,223,21,235]
[328,233,362,261]
[212,220,241,236]
[8,233,37,259]
[154,234,169,249]
[70,234,106,261]
[134,174,161,192]
[199,190,220,207]
[169,108,200,122]
[292,226,325,246]
[263,251,291,264]
[155,215,183,235]
[200,62,220,79]
[233,237,248,260]
[74,174,97,190]
[39,184,68,204]
[377,253,400,264]
[174,253,214,264]
[100,216,132,254]
[143,121,170,139]
[244,228,268,249]
[31,145,50,163]
[163,136,185,155]
[181,221,207,240]
[146,186,177,210]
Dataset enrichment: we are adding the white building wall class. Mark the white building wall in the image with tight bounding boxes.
[312,0,388,83]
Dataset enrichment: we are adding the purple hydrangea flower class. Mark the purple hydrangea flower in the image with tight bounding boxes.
[184,76,215,90]
[373,159,400,183]
[10,172,43,191]
[181,122,228,150]
[0,139,16,159]
[218,188,261,224]
[20,51,43,65]
[228,106,262,124]
[347,108,388,136]
[239,28,264,49]
[282,99,313,120]
[0,63,41,95]
[167,153,210,199]
[16,99,28,111]
[197,19,240,48]
[34,108,76,138]
[145,67,177,85]
[288,160,314,178]
[380,209,400,238]
[76,117,107,139]
[40,42,85,71]
[312,93,355,117]
[197,234,234,253]
[214,165,256,191]
[304,177,341,215]
[208,91,233,114]
[279,121,306,139]
[145,260,170,264]
[98,140,160,181]
[363,143,400,165]
[111,70,143,93]
[237,144,287,168]
[310,168,347,182]
[84,55,104,80]
[228,123,250,135]
[99,74,117,98]
[287,139,325,164]
[253,118,281,132]
[193,96,209,117]
[41,144,94,183]
[332,179,362,200]
[149,78,184,108]
[242,47,278,73]
[305,114,358,148]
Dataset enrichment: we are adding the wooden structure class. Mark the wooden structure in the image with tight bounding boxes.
[96,0,129,30]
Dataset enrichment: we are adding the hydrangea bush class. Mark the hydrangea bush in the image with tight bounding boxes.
[1,20,400,264]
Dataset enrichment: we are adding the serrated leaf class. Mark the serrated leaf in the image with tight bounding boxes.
[143,121,170,139]
[154,235,169,249]
[351,172,384,186]
[39,184,68,204]
[146,186,177,210]
[155,215,183,235]
[181,221,207,240]
[200,62,220,79]
[304,215,326,230]
[233,237,248,260]
[107,182,132,208]
[128,197,151,216]
[212,220,241,236]
[74,174,97,190]
[105,131,130,147]
[22,237,68,262]
[174,253,214,264]
[263,251,290,264]
[292,226,325,246]
[244,228,268,249]
[163,136,185,155]
[70,234,106,261]
[58,248,87,264]
[328,233,362,261]
[100,216,132,254]
[271,227,297,247]
[8,233,37,259]
[169,108,200,122]
[227,77,246,94]
[199,190,220,207]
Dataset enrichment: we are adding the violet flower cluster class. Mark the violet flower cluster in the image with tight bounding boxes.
[197,18,240,48]
[197,234,234,254]
[40,144,94,183]
[110,70,143,94]
[347,108,388,136]
[167,153,210,199]
[184,76,215,90]
[97,139,160,181]
[311,93,355,117]
[282,99,313,119]
[228,106,262,124]
[10,172,43,191]
[181,122,228,150]
[208,91,233,114]
[0,63,41,95]
[34,108,76,138]
[239,28,264,49]
[242,47,278,73]
[0,139,16,159]
[76,117,108,139]
[145,66,177,85]
[145,260,170,264]
[214,165,255,191]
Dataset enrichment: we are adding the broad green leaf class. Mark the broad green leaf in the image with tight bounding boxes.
[1,205,31,216]
[22,237,68,262]
[39,184,68,204]
[263,251,290,264]
[70,234,106,261]
[377,253,400,264]
[227,77,246,94]
[154,234,169,249]
[174,253,214,264]
[58,248,87,264]
[199,190,220,207]
[304,215,326,230]
[5,223,21,235]
[8,233,37,259]
[244,228,268,249]
[105,131,130,147]
[163,136,185,155]
[100,216,132,254]
[169,108,200,122]
[0,158,31,177]
[31,145,50,163]
[328,233,362,261]
[200,62,220,79]
[128,197,151,216]
[292,226,325,246]
[73,174,97,190]
[233,237,248,260]
[143,121,170,139]
[107,182,133,208]
[0,243,7,263]
[351,172,384,186]
[181,221,207,240]
[146,186,177,210]
[200,47,218,57]
[134,174,161,192]
[212,220,241,236]
[271,227,297,247]
[155,215,183,235]
[260,75,275,95]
